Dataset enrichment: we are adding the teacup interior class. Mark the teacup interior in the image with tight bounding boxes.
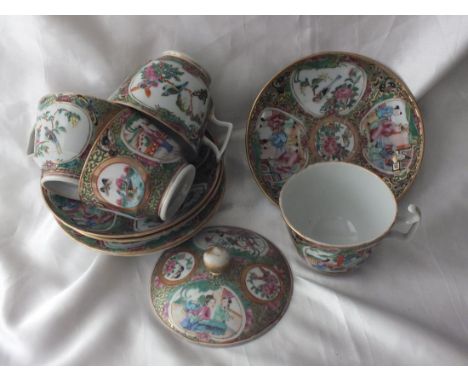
[42,175,80,200]
[280,163,397,246]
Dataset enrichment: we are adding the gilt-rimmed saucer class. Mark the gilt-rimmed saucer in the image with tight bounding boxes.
[53,172,225,256]
[44,141,222,240]
[246,51,424,204]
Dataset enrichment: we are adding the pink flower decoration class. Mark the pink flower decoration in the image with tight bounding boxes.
[116,177,124,189]
[262,282,277,296]
[267,111,286,130]
[162,301,169,319]
[323,136,338,156]
[154,276,163,288]
[334,86,353,102]
[143,65,159,82]
[245,308,254,330]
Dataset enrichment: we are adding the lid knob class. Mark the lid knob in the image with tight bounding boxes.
[203,246,230,275]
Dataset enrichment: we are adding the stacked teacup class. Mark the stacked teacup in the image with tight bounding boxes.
[28,51,232,255]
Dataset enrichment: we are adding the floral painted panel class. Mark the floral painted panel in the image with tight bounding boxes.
[34,102,91,165]
[291,62,366,117]
[314,120,355,161]
[243,265,281,302]
[129,59,209,140]
[95,161,146,209]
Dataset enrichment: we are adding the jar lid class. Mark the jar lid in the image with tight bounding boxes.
[150,226,293,346]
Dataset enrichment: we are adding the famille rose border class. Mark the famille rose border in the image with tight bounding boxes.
[245,51,425,206]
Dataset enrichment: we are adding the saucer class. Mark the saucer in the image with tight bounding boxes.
[54,172,225,256]
[44,141,222,240]
[150,226,293,346]
[246,52,424,204]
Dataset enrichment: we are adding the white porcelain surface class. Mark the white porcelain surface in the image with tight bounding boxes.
[280,162,397,246]
[32,102,92,167]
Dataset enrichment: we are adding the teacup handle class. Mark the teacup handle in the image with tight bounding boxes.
[387,204,421,241]
[202,109,233,162]
[26,126,35,156]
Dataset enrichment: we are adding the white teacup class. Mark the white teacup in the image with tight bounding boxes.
[279,162,421,274]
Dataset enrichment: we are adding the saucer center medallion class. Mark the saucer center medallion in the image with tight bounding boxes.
[246,52,424,204]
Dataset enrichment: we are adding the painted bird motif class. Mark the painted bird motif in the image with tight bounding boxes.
[161,81,189,96]
[44,125,63,155]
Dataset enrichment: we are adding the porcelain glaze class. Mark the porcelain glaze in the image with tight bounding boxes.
[55,173,225,256]
[150,226,293,346]
[29,94,122,198]
[109,51,233,161]
[246,52,424,204]
[79,108,195,221]
[279,162,421,274]
[44,141,222,240]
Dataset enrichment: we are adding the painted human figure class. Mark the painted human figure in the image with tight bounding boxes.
[165,260,185,279]
[258,112,304,176]
[370,105,408,146]
[180,295,216,331]
[138,120,174,155]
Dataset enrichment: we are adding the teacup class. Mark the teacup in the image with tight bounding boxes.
[27,93,122,199]
[79,108,196,221]
[279,162,421,274]
[108,50,233,162]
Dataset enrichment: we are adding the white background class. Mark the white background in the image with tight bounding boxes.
[1,15,468,365]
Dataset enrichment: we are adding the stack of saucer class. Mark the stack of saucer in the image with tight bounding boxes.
[28,51,232,256]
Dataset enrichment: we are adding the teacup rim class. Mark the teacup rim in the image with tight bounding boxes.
[37,92,116,107]
[278,162,398,250]
[160,50,212,86]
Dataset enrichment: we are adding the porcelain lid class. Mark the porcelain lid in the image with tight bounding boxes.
[150,226,293,346]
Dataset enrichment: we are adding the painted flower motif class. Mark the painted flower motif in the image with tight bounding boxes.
[323,136,338,156]
[262,281,277,296]
[164,260,177,274]
[334,86,353,102]
[245,308,254,330]
[143,65,161,83]
[154,276,163,288]
[267,111,286,130]
[162,301,170,319]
